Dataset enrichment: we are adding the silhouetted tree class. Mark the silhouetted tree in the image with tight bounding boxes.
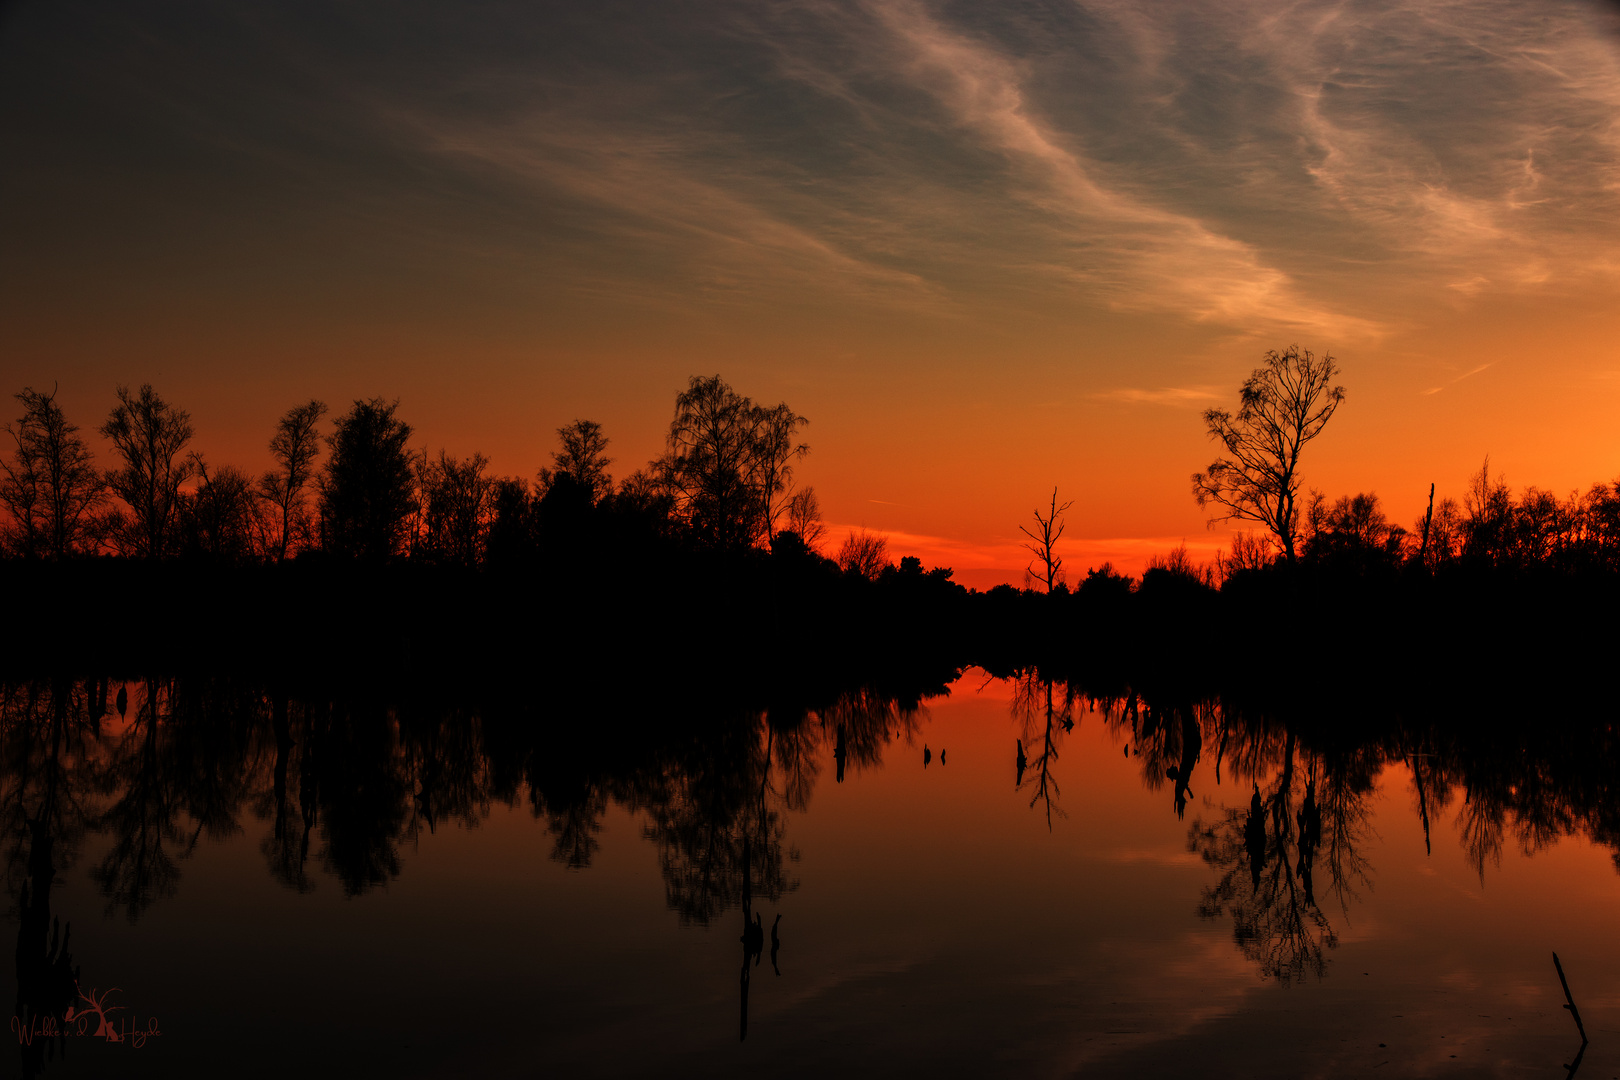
[538,419,613,505]
[1079,562,1133,596]
[101,384,195,559]
[179,457,261,562]
[1509,487,1567,568]
[533,469,600,561]
[1221,531,1274,574]
[1193,346,1344,562]
[1303,491,1405,571]
[597,467,680,554]
[1461,456,1514,567]
[0,386,105,559]
[1020,487,1072,592]
[1413,496,1463,572]
[656,375,808,549]
[319,398,416,562]
[659,375,756,548]
[416,450,496,566]
[484,477,536,567]
[837,528,888,579]
[752,403,809,541]
[784,487,826,551]
[260,399,327,561]
[1144,542,1216,587]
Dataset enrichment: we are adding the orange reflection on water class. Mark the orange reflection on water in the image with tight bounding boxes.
[6,669,1618,1077]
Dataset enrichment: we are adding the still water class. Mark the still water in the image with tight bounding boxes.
[4,671,1617,1077]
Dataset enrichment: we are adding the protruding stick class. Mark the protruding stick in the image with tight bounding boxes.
[1554,952,1588,1045]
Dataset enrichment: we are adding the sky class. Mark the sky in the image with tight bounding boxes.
[4,0,1620,583]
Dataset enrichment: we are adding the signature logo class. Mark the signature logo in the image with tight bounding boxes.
[11,982,161,1049]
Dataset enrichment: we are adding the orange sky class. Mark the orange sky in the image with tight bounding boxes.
[4,0,1620,582]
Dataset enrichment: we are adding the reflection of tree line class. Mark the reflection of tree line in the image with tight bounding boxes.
[2,673,936,1056]
[1008,674,1620,985]
[9,668,1619,1049]
[0,674,938,1059]
[2,676,921,910]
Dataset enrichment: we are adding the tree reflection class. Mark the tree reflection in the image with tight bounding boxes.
[0,668,941,936]
[310,700,410,896]
[1177,720,1378,984]
[1187,736,1338,983]
[3,678,94,1077]
[1106,696,1210,822]
[91,677,188,919]
[1011,669,1074,828]
[635,717,794,928]
[258,694,316,892]
[2,664,1618,1017]
[820,687,919,785]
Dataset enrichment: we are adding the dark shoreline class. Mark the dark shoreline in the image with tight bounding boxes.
[3,553,1616,727]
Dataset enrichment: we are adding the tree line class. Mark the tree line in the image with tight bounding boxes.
[9,352,1620,589]
[0,375,855,570]
[1181,345,1620,582]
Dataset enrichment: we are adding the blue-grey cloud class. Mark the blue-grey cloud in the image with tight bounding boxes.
[5,0,1620,341]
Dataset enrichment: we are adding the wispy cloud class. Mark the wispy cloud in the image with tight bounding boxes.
[1216,0,1620,297]
[1422,360,1497,394]
[392,112,943,310]
[881,2,1380,332]
[1094,386,1221,406]
[291,1,1620,336]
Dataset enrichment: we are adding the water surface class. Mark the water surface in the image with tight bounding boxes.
[4,671,1617,1077]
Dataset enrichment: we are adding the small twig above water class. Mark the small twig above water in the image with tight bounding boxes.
[1553,952,1588,1046]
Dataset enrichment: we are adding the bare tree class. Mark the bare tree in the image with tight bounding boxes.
[181,456,261,562]
[1145,542,1217,587]
[1417,482,1435,563]
[658,375,759,548]
[1303,491,1406,565]
[260,400,327,561]
[837,528,888,579]
[784,487,827,551]
[1019,487,1072,592]
[538,419,614,504]
[1193,346,1344,562]
[1223,531,1275,574]
[1011,670,1075,830]
[1461,456,1514,566]
[1413,497,1463,572]
[0,386,105,559]
[101,384,196,559]
[418,450,496,566]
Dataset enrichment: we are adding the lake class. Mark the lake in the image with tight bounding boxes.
[4,670,1616,1077]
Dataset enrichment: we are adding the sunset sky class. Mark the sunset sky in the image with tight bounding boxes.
[4,0,1620,582]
